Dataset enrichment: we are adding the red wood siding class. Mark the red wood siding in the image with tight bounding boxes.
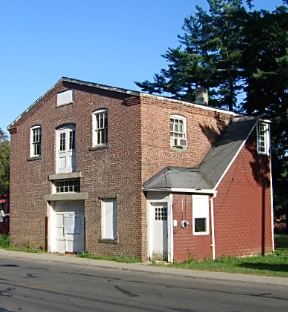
[172,194,212,261]
[214,131,273,257]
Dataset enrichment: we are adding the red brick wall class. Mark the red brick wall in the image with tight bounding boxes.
[172,194,212,261]
[9,81,144,257]
[9,80,236,260]
[140,95,232,183]
[139,95,232,260]
[214,130,273,257]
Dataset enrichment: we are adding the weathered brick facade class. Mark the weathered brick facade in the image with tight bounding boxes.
[8,78,273,261]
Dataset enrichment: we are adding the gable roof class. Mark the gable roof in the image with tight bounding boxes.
[8,77,140,130]
[8,77,235,130]
[143,116,258,193]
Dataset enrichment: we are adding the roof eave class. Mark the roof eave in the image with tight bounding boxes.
[142,187,216,195]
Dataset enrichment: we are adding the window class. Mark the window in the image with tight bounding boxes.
[55,179,80,193]
[192,195,209,235]
[170,115,187,149]
[93,109,108,146]
[56,125,76,174]
[101,198,117,240]
[30,126,41,157]
[257,122,270,155]
[155,206,167,221]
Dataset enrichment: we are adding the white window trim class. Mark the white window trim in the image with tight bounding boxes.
[92,109,108,147]
[101,198,117,240]
[30,125,41,157]
[192,195,210,236]
[170,114,187,149]
[257,122,270,155]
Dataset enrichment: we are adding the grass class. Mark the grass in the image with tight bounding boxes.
[166,234,288,277]
[1,233,287,277]
[79,252,141,263]
[0,234,44,253]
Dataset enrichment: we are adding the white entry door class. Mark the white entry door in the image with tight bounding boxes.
[57,125,76,173]
[55,202,84,253]
[151,203,168,260]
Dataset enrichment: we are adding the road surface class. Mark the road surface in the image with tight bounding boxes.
[0,255,287,312]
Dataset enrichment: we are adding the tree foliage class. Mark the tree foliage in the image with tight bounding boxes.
[0,128,10,194]
[136,0,288,212]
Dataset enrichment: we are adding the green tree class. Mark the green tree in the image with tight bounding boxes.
[241,5,288,227]
[0,128,10,194]
[136,0,250,111]
[136,0,288,217]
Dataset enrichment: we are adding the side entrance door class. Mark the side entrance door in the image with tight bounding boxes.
[57,125,76,173]
[150,203,168,261]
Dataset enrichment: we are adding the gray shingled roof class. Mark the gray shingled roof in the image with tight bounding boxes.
[143,116,258,192]
[143,167,211,190]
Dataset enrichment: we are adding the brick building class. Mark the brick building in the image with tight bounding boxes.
[8,77,274,261]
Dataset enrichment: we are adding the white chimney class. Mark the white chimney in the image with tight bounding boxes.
[195,87,208,105]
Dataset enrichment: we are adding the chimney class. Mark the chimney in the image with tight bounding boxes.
[195,87,208,105]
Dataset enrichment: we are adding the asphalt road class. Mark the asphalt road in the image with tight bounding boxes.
[0,256,287,312]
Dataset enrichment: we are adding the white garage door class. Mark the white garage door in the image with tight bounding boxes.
[54,201,84,253]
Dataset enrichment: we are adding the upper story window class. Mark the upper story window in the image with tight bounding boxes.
[57,90,73,107]
[30,126,41,157]
[170,115,187,149]
[56,124,76,173]
[92,109,108,147]
[257,122,270,155]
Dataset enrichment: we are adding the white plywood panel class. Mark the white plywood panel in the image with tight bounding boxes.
[57,90,73,106]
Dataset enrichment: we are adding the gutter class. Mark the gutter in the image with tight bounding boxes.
[142,187,216,195]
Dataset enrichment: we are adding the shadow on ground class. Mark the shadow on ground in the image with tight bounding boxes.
[238,262,288,273]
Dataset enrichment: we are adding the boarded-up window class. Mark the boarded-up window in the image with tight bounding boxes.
[57,90,73,106]
[101,198,117,240]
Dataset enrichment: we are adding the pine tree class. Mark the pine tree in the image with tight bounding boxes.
[136,0,288,218]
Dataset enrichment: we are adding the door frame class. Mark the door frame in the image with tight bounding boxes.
[47,200,85,253]
[147,192,173,262]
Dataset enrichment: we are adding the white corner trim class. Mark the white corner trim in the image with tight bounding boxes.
[269,148,275,252]
[210,194,217,260]
[168,193,173,263]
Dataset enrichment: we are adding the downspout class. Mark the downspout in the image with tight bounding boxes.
[210,193,217,260]
[268,130,275,252]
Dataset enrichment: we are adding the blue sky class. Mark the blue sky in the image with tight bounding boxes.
[0,0,284,132]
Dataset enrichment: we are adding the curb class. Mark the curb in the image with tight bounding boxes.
[0,249,287,287]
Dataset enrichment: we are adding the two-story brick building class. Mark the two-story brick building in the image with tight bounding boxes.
[8,77,274,261]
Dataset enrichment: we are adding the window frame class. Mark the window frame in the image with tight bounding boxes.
[54,179,80,194]
[92,109,108,147]
[101,198,117,241]
[257,122,270,155]
[170,114,187,149]
[30,125,42,158]
[192,195,210,236]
